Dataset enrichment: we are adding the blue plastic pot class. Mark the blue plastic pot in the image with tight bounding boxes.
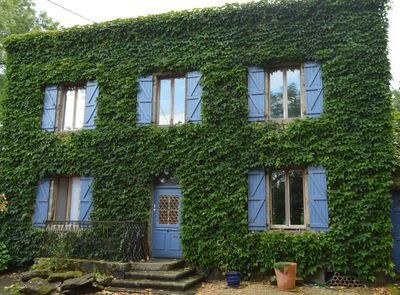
[225,271,241,287]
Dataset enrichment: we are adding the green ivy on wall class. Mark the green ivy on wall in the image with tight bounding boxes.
[0,0,393,280]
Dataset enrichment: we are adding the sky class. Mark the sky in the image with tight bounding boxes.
[35,0,400,89]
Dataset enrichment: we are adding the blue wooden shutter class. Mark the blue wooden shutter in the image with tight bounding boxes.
[248,67,265,121]
[41,86,58,131]
[79,177,93,222]
[33,179,51,227]
[308,166,328,231]
[83,81,98,129]
[305,62,324,117]
[186,71,202,123]
[137,75,153,124]
[248,169,267,230]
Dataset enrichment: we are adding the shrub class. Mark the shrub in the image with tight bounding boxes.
[0,242,10,272]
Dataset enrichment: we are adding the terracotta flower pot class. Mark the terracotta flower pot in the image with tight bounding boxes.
[274,262,297,290]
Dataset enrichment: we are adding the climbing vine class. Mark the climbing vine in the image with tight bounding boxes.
[0,0,393,280]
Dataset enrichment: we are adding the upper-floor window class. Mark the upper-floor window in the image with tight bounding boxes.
[157,76,185,126]
[33,176,94,227]
[137,71,202,125]
[41,81,98,132]
[60,85,86,131]
[247,62,323,121]
[269,68,302,119]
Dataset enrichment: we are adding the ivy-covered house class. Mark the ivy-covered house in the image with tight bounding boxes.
[0,0,395,280]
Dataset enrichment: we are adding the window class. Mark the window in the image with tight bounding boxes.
[41,81,98,132]
[136,71,202,125]
[269,68,302,119]
[47,176,82,221]
[156,76,186,126]
[248,65,312,121]
[270,170,305,228]
[33,176,94,227]
[59,85,86,131]
[248,167,328,232]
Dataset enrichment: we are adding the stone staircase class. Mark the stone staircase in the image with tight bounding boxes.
[109,259,205,294]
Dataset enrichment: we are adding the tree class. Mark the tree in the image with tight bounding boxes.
[0,0,59,120]
[393,87,400,112]
[0,0,59,67]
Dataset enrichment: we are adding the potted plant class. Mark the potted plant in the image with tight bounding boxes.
[218,240,241,288]
[273,262,297,290]
[225,269,241,288]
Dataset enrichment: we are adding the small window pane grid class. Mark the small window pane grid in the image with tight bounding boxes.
[47,176,81,222]
[268,66,303,120]
[270,170,305,229]
[158,195,180,225]
[156,77,186,126]
[59,85,86,131]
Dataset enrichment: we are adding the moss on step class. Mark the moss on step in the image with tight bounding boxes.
[47,271,83,282]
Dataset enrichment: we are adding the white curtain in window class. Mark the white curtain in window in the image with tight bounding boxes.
[69,177,81,221]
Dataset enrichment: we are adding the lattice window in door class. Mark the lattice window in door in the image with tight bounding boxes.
[158,195,180,224]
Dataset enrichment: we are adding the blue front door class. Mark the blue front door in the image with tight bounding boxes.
[392,190,400,272]
[152,185,182,258]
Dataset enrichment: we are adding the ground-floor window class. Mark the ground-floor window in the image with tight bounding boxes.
[270,170,305,229]
[48,176,81,221]
[33,176,93,227]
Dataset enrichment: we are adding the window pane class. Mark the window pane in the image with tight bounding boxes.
[289,170,304,225]
[270,70,284,119]
[287,69,301,118]
[75,87,86,129]
[69,177,81,221]
[173,78,185,124]
[55,177,69,221]
[271,171,285,225]
[63,88,75,131]
[159,79,171,125]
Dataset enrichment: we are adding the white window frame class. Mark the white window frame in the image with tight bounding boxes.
[47,176,81,222]
[266,65,305,121]
[153,74,187,126]
[56,84,86,132]
[268,169,308,230]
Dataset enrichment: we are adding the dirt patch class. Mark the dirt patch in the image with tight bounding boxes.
[0,272,20,294]
[195,280,394,295]
[2,273,397,295]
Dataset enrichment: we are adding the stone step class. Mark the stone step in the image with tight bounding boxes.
[130,259,186,271]
[111,274,205,291]
[108,286,198,295]
[125,268,195,281]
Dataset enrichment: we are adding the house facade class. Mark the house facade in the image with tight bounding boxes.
[0,0,394,280]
